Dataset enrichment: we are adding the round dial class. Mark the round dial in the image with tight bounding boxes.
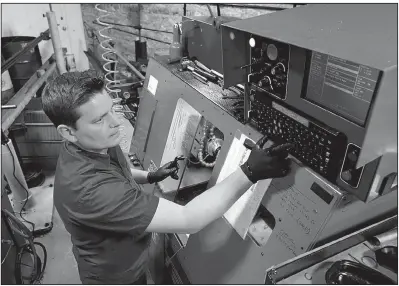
[267,44,278,61]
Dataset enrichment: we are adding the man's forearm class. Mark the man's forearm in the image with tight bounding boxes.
[183,167,253,233]
[130,168,150,184]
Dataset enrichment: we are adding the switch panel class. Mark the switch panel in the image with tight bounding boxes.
[248,35,290,100]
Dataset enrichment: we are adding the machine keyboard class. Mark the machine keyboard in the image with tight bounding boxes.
[250,97,346,181]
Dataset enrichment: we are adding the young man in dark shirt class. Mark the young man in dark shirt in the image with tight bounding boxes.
[42,70,291,284]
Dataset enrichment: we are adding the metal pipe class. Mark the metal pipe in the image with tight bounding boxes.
[2,62,57,131]
[1,105,17,109]
[92,20,173,34]
[111,49,145,80]
[112,27,170,44]
[206,4,215,18]
[46,11,66,74]
[90,22,171,45]
[1,29,50,73]
[368,227,398,247]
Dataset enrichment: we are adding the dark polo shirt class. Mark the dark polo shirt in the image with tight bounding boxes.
[53,141,159,284]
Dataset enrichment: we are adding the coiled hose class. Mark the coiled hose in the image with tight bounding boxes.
[95,4,121,97]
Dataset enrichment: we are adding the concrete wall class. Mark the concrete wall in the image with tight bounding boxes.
[81,4,296,63]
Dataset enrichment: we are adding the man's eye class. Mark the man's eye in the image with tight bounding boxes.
[95,118,103,123]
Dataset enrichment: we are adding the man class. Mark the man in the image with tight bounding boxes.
[42,70,292,284]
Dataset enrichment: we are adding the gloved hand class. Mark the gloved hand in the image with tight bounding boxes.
[240,135,293,183]
[147,158,182,184]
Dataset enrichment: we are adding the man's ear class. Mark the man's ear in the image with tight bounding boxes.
[57,124,77,142]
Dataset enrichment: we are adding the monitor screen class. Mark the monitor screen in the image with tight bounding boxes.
[305,51,380,126]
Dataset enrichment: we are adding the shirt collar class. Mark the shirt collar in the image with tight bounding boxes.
[66,141,115,168]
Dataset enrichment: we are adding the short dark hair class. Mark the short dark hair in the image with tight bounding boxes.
[42,70,105,128]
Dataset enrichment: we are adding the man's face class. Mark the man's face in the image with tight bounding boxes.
[73,89,123,153]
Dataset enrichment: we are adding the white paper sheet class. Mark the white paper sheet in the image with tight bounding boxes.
[217,130,271,239]
[159,98,202,194]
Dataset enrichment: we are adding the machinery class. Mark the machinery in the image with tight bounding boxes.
[130,4,397,284]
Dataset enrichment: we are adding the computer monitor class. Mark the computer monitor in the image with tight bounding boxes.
[304,51,380,126]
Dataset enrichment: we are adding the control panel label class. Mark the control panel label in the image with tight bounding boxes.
[147,75,158,96]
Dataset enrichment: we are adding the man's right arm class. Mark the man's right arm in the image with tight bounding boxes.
[145,136,293,234]
[145,167,252,234]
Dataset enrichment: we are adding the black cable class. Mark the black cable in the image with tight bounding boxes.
[183,4,187,16]
[15,243,36,284]
[217,4,221,16]
[15,241,46,284]
[33,241,47,283]
[2,135,35,234]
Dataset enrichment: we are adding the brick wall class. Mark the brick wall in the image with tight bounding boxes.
[81,4,295,71]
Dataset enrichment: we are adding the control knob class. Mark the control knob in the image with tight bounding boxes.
[342,170,352,182]
[347,150,358,162]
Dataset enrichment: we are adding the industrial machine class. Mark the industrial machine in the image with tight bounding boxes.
[130,4,397,284]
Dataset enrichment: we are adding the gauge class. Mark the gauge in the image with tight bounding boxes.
[267,44,278,61]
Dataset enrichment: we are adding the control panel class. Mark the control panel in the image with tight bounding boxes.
[221,4,396,201]
[248,35,290,100]
[341,144,364,188]
[249,88,347,182]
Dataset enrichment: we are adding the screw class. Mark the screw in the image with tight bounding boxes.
[261,252,264,256]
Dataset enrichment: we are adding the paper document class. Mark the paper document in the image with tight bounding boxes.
[217,130,272,239]
[159,98,201,194]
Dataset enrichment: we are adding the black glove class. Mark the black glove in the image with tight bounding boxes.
[147,156,184,184]
[240,135,293,183]
[147,160,180,184]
